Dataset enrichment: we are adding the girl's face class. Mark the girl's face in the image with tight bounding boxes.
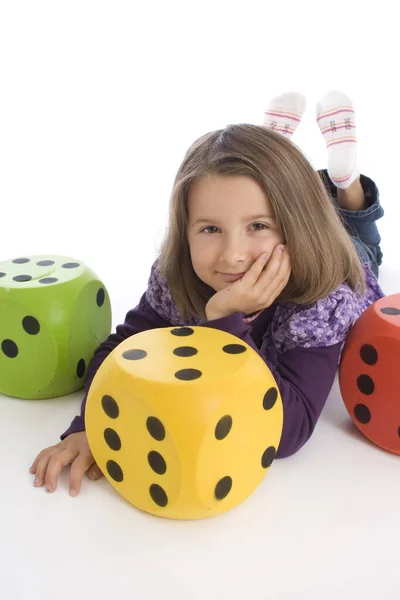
[187,174,284,291]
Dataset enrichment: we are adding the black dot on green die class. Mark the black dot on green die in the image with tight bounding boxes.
[261,446,276,469]
[381,307,400,316]
[215,476,232,500]
[215,415,233,440]
[170,327,194,337]
[148,451,167,475]
[146,417,166,441]
[223,344,247,354]
[360,344,378,365]
[76,359,86,378]
[101,395,120,419]
[122,349,147,360]
[357,375,375,395]
[0,272,6,278]
[1,340,18,358]
[39,278,58,284]
[175,368,202,380]
[173,346,198,357]
[96,288,105,307]
[12,258,30,264]
[62,262,80,269]
[37,260,55,266]
[263,387,278,410]
[22,316,40,335]
[13,275,31,282]
[150,484,168,507]
[354,404,371,424]
[106,460,123,482]
[104,428,121,451]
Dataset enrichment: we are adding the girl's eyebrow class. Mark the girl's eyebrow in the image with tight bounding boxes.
[191,214,275,226]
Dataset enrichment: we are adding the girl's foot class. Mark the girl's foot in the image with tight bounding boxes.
[263,91,306,138]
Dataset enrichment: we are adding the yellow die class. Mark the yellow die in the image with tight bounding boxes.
[86,326,283,520]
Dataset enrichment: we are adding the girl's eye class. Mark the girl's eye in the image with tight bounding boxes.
[251,222,269,231]
[202,226,219,234]
[201,223,270,234]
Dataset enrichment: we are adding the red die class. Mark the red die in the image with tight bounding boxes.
[339,293,400,455]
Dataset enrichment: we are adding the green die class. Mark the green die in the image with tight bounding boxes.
[0,255,112,399]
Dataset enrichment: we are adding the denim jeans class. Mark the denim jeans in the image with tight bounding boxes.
[318,169,384,278]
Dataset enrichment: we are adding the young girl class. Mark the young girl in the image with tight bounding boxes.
[30,91,385,497]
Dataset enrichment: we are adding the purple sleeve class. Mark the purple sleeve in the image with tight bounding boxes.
[60,293,171,440]
[202,312,341,458]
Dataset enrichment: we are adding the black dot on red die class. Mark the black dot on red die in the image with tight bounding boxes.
[12,258,30,264]
[175,368,202,380]
[398,427,400,438]
[357,375,375,395]
[101,395,120,419]
[263,387,278,410]
[1,340,18,358]
[381,307,400,316]
[122,349,147,360]
[13,275,31,282]
[223,344,247,354]
[354,404,371,424]
[261,446,276,469]
[107,460,123,482]
[171,327,194,337]
[215,415,233,440]
[104,428,122,451]
[76,359,86,378]
[146,417,166,441]
[215,476,232,500]
[22,316,40,335]
[148,451,167,475]
[150,484,168,507]
[173,346,198,357]
[360,344,378,365]
[96,288,105,307]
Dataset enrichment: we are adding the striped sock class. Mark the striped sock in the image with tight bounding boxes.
[263,92,306,138]
[316,91,359,189]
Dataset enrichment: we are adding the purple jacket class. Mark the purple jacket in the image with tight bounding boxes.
[61,260,384,458]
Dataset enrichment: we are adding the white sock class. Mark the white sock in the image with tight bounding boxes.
[263,92,306,138]
[316,90,359,189]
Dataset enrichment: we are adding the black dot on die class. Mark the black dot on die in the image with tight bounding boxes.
[215,415,233,440]
[149,484,168,507]
[102,395,120,419]
[223,344,247,354]
[354,404,371,424]
[22,316,40,335]
[104,428,121,451]
[96,288,105,307]
[215,476,233,500]
[13,275,31,282]
[398,427,400,438]
[170,327,194,337]
[106,460,123,482]
[175,368,202,380]
[173,346,198,357]
[357,375,375,395]
[76,359,86,378]
[39,278,58,284]
[381,307,400,316]
[36,260,55,266]
[360,344,378,365]
[148,451,167,475]
[122,349,147,360]
[146,417,166,441]
[261,446,276,469]
[263,387,278,410]
[12,258,30,264]
[0,272,6,278]
[1,340,18,358]
[62,262,80,269]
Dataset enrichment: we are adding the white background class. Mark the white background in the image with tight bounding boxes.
[1,2,399,599]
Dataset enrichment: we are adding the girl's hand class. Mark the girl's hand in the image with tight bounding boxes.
[29,431,103,496]
[205,244,291,320]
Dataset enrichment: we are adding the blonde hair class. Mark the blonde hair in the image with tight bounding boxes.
[158,124,366,321]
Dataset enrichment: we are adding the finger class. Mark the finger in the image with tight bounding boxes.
[257,245,284,287]
[87,464,104,480]
[244,252,270,285]
[44,449,79,493]
[69,454,96,496]
[33,452,54,487]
